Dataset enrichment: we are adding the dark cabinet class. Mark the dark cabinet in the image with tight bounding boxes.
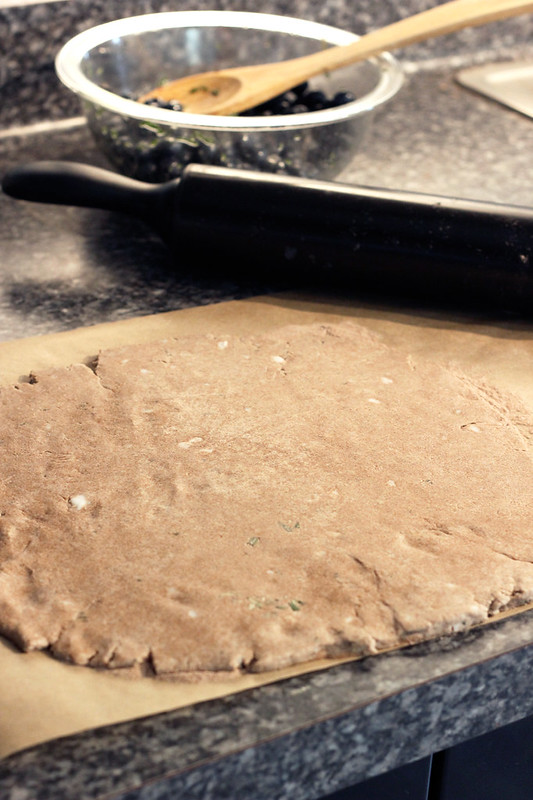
[324,713,533,800]
[325,756,432,800]
[431,713,533,800]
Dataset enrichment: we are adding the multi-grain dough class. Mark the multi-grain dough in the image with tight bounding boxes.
[0,321,532,679]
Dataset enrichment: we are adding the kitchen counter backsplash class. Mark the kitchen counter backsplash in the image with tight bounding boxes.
[2,0,533,129]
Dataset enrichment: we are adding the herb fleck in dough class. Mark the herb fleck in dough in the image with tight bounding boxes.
[1,321,533,680]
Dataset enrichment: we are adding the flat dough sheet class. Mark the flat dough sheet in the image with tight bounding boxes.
[1,313,533,681]
[1,296,533,757]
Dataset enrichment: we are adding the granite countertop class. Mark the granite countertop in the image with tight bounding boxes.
[1,45,533,800]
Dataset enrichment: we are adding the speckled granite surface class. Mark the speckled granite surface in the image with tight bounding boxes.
[1,1,533,797]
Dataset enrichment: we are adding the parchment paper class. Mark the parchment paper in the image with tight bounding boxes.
[1,294,533,759]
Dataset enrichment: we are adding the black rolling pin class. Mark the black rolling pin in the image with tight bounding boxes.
[3,161,532,311]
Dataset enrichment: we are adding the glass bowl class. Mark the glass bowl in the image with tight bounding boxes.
[55,11,403,183]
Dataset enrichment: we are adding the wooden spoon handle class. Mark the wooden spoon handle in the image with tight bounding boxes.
[273,0,533,84]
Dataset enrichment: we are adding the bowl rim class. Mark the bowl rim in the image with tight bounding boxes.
[55,10,404,131]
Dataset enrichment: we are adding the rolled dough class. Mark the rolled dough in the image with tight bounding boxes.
[0,320,532,679]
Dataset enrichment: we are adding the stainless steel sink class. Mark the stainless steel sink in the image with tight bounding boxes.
[456,60,533,119]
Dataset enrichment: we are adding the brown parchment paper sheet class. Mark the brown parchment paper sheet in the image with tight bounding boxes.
[1,294,533,759]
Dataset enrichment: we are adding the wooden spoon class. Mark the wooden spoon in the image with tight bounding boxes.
[139,0,533,115]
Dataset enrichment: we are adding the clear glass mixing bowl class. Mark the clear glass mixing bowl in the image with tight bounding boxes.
[56,11,403,183]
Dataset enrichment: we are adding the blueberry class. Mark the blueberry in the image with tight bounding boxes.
[245,88,303,116]
[292,82,309,97]
[302,90,328,111]
[248,95,282,115]
[235,135,260,163]
[261,95,284,114]
[275,97,294,114]
[331,90,356,107]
